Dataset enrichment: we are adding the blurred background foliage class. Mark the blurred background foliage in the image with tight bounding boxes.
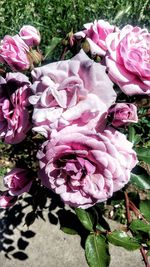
[0,0,149,54]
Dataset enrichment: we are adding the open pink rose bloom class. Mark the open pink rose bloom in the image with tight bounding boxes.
[108,103,138,127]
[74,20,117,56]
[29,50,116,137]
[0,35,30,71]
[106,25,150,95]
[0,72,31,144]
[37,126,137,209]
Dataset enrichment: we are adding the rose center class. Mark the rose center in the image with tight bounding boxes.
[56,154,96,190]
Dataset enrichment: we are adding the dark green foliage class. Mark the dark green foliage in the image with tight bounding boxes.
[140,200,150,222]
[107,230,140,250]
[75,208,97,231]
[130,166,150,190]
[129,219,150,234]
[85,234,110,267]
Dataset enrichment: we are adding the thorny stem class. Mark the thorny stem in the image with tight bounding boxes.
[125,192,150,267]
[124,192,132,224]
[129,201,148,223]
[140,247,150,267]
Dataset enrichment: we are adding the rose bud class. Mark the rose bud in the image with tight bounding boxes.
[28,49,43,65]
[3,168,33,196]
[19,25,41,47]
[0,191,18,208]
[108,103,138,127]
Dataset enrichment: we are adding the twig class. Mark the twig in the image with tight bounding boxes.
[124,192,132,225]
[140,247,150,267]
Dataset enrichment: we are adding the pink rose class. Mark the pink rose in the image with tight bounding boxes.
[74,20,117,56]
[106,25,150,95]
[0,191,17,208]
[108,103,138,127]
[29,50,116,137]
[19,25,41,47]
[37,126,137,209]
[0,73,31,144]
[3,168,32,196]
[0,34,30,71]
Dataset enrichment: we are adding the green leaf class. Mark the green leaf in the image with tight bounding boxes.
[75,208,95,231]
[44,37,62,59]
[128,126,135,143]
[140,200,150,222]
[130,166,150,190]
[85,234,110,267]
[0,166,7,176]
[60,227,77,235]
[128,126,141,145]
[130,219,150,233]
[107,230,140,250]
[135,147,150,164]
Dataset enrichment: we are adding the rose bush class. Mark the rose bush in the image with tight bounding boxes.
[0,19,149,266]
[37,126,137,209]
[106,25,150,95]
[74,20,117,56]
[0,72,31,144]
[0,34,30,71]
[19,25,41,47]
[29,50,116,138]
[3,168,33,196]
[108,103,138,127]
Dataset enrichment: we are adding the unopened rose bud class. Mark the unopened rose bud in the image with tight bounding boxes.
[0,191,17,208]
[19,25,41,47]
[28,49,43,66]
[3,168,33,196]
[108,103,138,127]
